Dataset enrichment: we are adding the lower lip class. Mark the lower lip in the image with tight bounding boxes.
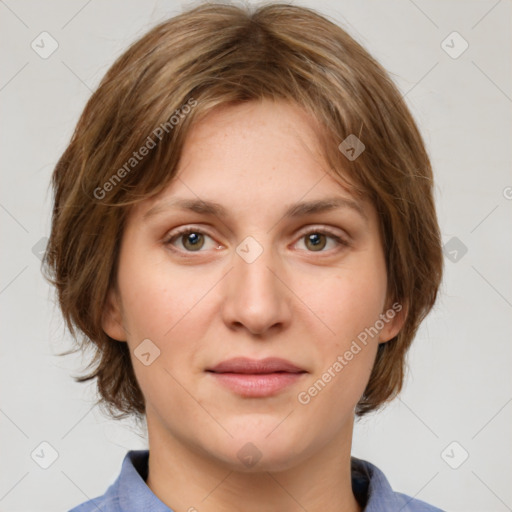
[208,372,305,397]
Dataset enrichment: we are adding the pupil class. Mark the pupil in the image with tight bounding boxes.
[188,233,199,244]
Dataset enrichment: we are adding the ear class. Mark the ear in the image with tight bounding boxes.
[101,287,128,342]
[378,301,408,344]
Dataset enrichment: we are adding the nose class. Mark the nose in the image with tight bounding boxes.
[221,238,292,336]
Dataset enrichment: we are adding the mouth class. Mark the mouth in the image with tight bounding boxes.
[205,357,307,397]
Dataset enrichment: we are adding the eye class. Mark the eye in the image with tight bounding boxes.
[295,228,349,252]
[165,227,219,252]
[164,226,349,255]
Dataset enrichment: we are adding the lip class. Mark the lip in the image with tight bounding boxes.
[206,357,307,398]
[207,357,305,374]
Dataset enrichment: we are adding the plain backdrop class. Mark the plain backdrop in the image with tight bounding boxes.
[1,0,511,511]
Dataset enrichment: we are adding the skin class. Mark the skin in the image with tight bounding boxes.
[102,99,405,512]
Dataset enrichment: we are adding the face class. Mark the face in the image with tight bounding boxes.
[103,99,404,472]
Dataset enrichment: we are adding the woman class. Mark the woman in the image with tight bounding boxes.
[44,3,444,510]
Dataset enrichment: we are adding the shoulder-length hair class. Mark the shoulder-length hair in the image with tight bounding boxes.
[44,2,443,420]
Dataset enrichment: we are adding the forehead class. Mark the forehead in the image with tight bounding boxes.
[180,101,341,189]
[131,99,371,222]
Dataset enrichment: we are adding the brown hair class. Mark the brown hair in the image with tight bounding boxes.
[44,1,443,421]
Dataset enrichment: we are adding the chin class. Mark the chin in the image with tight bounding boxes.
[211,429,308,473]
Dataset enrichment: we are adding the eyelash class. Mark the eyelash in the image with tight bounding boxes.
[164,226,349,255]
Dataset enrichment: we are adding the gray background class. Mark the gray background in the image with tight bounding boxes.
[1,0,511,510]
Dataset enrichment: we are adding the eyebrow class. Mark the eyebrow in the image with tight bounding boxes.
[143,196,367,222]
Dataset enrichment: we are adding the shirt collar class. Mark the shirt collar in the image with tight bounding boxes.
[351,456,407,511]
[115,450,171,511]
[103,450,421,512]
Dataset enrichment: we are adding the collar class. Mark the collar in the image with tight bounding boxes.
[97,450,441,512]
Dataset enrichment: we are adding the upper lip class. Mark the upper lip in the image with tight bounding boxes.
[206,357,306,374]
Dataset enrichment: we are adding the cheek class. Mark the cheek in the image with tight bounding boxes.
[116,252,209,407]
[117,248,211,340]
[298,261,387,344]
[292,250,386,408]
[296,276,381,417]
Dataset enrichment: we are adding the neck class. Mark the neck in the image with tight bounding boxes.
[145,416,362,512]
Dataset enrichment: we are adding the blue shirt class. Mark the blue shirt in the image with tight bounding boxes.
[68,450,444,511]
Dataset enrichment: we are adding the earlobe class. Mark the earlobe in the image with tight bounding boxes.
[378,301,408,344]
[101,287,128,342]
